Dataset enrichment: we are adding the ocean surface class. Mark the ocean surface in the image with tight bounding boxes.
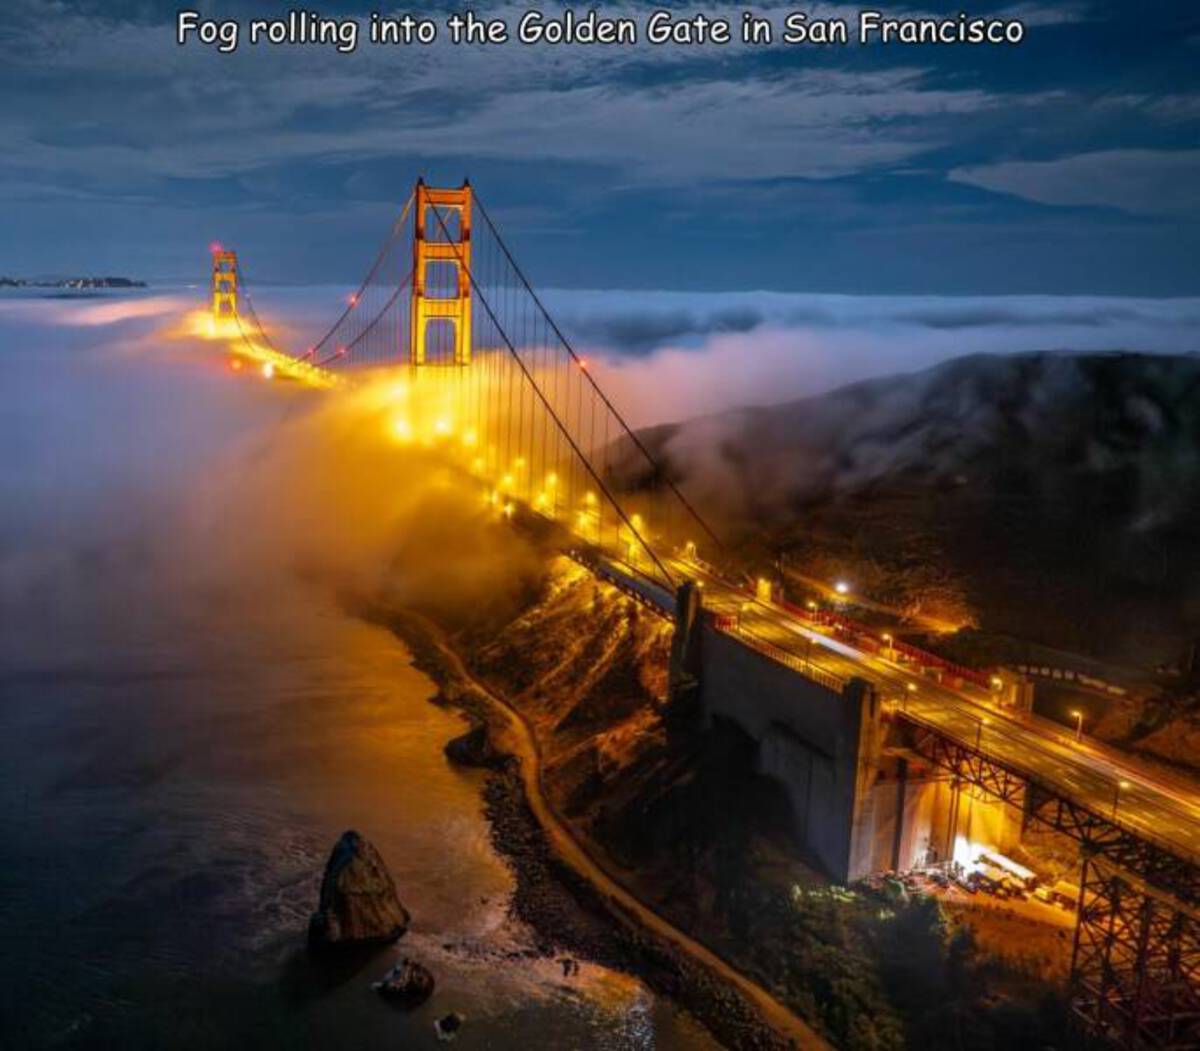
[0,292,718,1050]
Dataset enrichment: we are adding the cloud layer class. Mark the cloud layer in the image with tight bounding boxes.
[2,2,1198,293]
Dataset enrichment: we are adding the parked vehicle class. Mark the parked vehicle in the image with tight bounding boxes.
[977,850,1038,891]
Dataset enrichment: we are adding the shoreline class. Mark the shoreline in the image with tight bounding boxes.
[385,609,826,1051]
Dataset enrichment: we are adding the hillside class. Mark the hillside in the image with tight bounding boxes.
[628,351,1200,672]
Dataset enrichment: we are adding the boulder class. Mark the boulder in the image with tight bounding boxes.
[444,722,503,768]
[372,957,435,1006]
[435,1012,466,1042]
[308,830,410,949]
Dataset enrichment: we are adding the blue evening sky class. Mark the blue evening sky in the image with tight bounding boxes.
[2,1,1197,293]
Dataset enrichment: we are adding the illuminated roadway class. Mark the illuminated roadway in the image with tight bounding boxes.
[665,556,1200,870]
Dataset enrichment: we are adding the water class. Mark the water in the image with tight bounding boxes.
[0,294,718,1050]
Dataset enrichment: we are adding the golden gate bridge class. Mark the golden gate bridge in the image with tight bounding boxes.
[211,178,720,593]
[205,180,1199,1051]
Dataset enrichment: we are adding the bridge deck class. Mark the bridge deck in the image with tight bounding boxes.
[670,556,1200,867]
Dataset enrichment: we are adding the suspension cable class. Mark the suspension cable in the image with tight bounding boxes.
[426,201,676,589]
[313,267,413,367]
[472,193,724,554]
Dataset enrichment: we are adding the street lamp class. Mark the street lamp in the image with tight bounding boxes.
[835,580,850,596]
[1070,709,1084,743]
[1112,779,1130,820]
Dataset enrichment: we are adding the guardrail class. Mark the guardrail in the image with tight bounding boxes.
[776,597,992,689]
[712,613,849,694]
[676,553,992,692]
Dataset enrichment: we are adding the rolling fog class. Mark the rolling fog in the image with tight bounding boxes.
[0,291,720,1050]
[0,291,539,669]
[4,284,1191,651]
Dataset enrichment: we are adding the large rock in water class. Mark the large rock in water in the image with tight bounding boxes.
[372,957,435,1006]
[308,830,410,949]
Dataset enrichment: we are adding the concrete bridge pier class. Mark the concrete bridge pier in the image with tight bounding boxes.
[670,590,1027,882]
[694,615,886,882]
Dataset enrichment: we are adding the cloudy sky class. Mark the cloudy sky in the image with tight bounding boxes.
[2,1,1198,293]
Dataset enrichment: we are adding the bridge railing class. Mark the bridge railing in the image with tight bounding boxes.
[712,613,849,694]
[776,597,993,690]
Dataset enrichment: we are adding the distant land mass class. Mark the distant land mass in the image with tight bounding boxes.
[0,276,147,289]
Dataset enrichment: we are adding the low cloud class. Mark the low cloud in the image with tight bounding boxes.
[531,289,1200,426]
[949,149,1200,216]
[0,298,540,666]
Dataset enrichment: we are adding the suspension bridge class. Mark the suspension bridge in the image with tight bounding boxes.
[206,180,1199,1051]
[209,179,719,595]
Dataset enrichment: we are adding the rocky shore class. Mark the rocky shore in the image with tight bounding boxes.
[359,558,1072,1051]
[388,611,793,1051]
[480,764,791,1051]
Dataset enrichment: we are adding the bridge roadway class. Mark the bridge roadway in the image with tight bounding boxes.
[663,555,1200,870]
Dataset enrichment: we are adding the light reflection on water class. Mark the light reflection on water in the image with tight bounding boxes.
[0,297,720,1050]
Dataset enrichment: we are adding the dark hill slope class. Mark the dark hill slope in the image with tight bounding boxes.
[631,351,1200,667]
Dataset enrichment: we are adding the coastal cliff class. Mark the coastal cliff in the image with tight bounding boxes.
[390,558,1072,1050]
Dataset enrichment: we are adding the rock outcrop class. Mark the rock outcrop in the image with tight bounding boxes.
[372,957,435,1006]
[444,722,504,768]
[435,1012,465,1041]
[308,829,410,949]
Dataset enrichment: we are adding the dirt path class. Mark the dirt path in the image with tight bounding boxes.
[414,616,830,1051]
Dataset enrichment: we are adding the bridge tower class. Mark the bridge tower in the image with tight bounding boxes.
[410,180,472,366]
[211,249,239,320]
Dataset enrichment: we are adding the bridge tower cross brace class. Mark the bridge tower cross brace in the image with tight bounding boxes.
[410,179,472,366]
[211,249,239,319]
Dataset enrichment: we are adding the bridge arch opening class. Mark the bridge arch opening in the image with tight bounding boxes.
[424,259,461,300]
[420,317,460,366]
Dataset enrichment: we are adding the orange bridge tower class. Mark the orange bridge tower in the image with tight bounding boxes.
[211,249,239,320]
[410,180,472,366]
